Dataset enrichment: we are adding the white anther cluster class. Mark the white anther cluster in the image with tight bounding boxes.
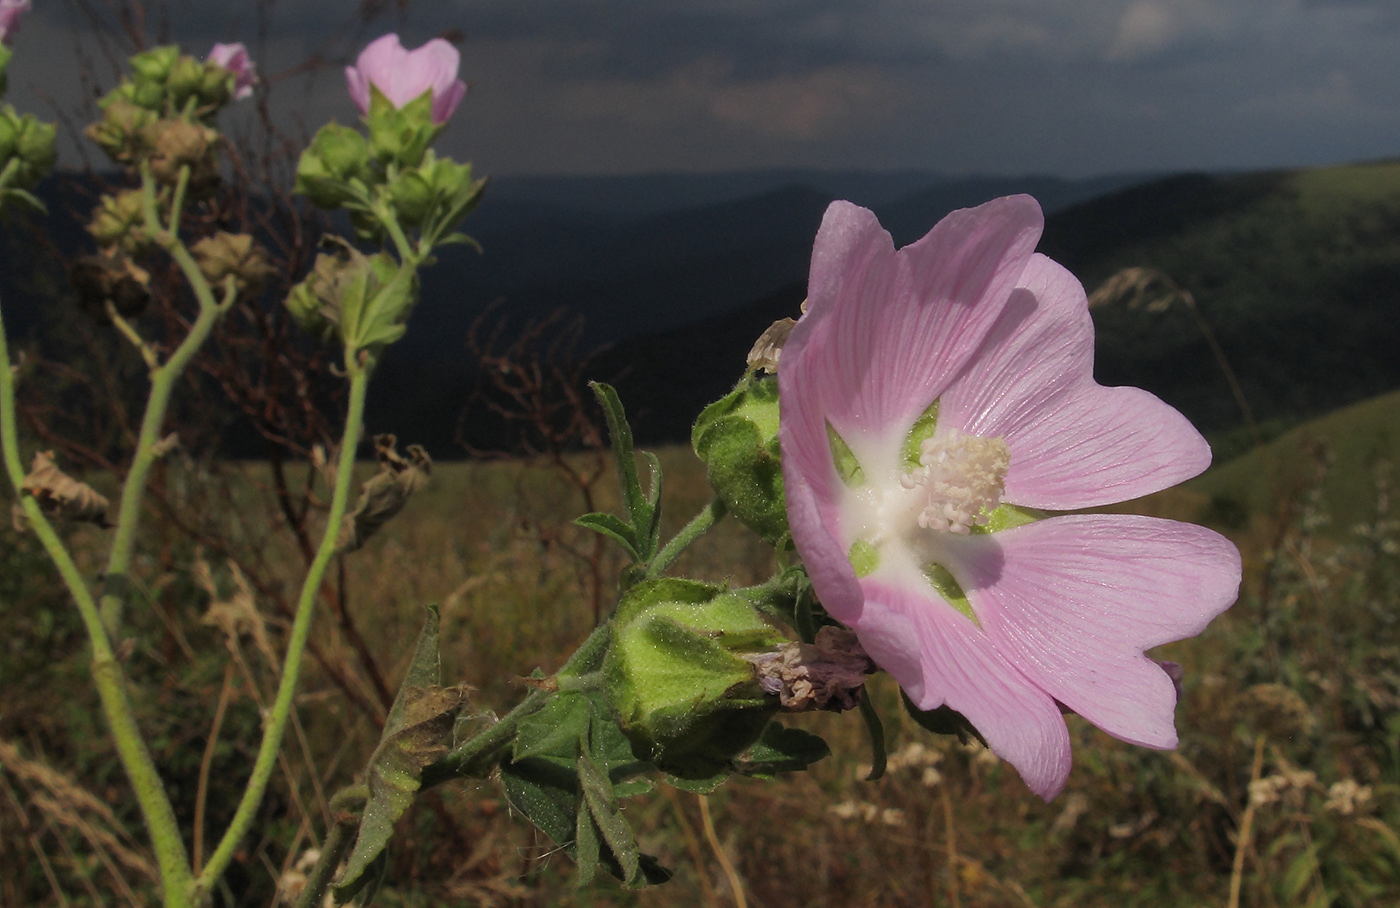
[900,429,1010,534]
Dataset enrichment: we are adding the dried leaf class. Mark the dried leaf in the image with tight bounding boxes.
[13,451,113,530]
[337,435,432,553]
[337,607,469,897]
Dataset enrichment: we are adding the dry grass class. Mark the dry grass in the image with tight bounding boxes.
[3,434,1399,907]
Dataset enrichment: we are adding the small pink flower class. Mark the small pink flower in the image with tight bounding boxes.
[0,0,31,45]
[779,197,1241,799]
[208,42,258,101]
[345,33,467,126]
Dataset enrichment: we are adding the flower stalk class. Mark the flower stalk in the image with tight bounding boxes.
[192,359,371,901]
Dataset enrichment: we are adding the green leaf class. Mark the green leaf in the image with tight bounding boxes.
[734,723,831,778]
[514,692,593,762]
[574,512,640,561]
[336,607,467,897]
[499,688,671,887]
[501,754,579,849]
[573,804,601,888]
[590,382,658,561]
[578,743,641,884]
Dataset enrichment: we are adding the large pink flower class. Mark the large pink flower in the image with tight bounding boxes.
[208,43,258,101]
[345,33,467,126]
[778,197,1241,799]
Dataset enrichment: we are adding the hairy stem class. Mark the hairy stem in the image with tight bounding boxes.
[193,364,370,901]
[646,497,726,580]
[2,246,194,905]
[98,164,226,633]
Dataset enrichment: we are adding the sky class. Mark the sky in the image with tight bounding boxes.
[8,0,1400,179]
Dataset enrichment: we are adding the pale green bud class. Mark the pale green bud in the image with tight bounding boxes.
[692,373,788,546]
[603,578,786,779]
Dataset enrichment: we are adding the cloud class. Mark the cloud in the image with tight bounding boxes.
[560,58,895,141]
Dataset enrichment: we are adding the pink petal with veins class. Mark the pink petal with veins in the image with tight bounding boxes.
[939,254,1212,509]
[943,514,1240,748]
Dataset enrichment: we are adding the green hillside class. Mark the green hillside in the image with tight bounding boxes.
[1043,160,1400,437]
[1186,386,1400,537]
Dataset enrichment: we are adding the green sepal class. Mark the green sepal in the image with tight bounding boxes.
[336,606,468,900]
[733,723,831,778]
[858,689,888,781]
[827,421,865,486]
[900,399,940,471]
[366,86,441,168]
[692,373,789,545]
[0,45,12,98]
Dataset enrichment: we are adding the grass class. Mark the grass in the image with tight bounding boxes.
[4,393,1400,907]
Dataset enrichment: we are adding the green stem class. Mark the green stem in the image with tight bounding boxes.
[294,787,368,908]
[645,497,727,580]
[192,365,370,901]
[2,300,194,904]
[421,620,614,788]
[98,165,222,633]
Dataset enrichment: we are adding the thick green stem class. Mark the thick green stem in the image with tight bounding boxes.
[645,497,727,580]
[192,365,370,901]
[2,302,194,904]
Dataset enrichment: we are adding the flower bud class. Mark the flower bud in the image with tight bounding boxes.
[692,373,788,546]
[285,241,416,351]
[165,55,207,106]
[0,105,55,189]
[604,578,786,779]
[86,97,158,164]
[206,43,257,101]
[191,232,272,299]
[143,118,220,190]
[130,46,180,88]
[88,189,149,253]
[294,122,372,209]
[385,169,433,226]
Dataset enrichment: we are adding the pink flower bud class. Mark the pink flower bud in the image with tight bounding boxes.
[208,42,258,100]
[0,0,31,45]
[345,33,467,126]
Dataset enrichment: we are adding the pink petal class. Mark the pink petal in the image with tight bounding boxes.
[344,65,372,114]
[783,467,866,625]
[941,514,1241,748]
[784,198,1043,473]
[432,78,468,125]
[857,578,1073,799]
[939,254,1211,509]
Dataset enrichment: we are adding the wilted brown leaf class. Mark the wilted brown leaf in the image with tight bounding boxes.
[12,451,113,531]
[337,434,432,553]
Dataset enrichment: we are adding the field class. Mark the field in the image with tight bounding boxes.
[6,389,1400,908]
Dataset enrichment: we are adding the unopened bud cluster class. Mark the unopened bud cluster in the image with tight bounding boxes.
[285,241,418,353]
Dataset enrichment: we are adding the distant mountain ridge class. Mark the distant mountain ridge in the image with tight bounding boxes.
[12,163,1398,459]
